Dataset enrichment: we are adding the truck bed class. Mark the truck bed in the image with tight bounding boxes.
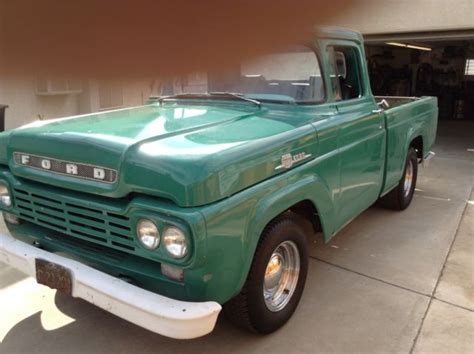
[375,96,420,109]
[379,95,438,196]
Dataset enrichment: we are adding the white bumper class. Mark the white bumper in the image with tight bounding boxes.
[0,232,221,339]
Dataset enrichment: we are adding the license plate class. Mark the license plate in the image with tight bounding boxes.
[35,259,72,295]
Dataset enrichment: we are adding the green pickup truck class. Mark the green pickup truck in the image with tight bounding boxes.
[0,27,437,339]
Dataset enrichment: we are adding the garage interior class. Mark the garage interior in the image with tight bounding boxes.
[365,30,474,121]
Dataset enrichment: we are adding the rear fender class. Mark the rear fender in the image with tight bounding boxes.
[386,125,423,193]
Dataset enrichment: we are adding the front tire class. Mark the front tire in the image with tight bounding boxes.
[224,213,309,334]
[379,147,418,210]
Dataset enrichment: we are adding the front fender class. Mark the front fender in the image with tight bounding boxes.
[199,164,336,303]
[250,174,334,255]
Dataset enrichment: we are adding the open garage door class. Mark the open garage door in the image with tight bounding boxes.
[364,30,474,121]
[365,30,474,44]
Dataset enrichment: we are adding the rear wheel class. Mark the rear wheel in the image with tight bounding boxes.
[379,147,418,210]
[224,213,309,334]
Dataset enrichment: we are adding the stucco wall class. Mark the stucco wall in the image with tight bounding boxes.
[0,77,152,130]
[0,76,80,130]
[331,0,474,34]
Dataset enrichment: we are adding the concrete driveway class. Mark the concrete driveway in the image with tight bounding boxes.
[1,121,473,353]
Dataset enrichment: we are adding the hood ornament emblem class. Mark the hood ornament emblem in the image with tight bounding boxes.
[275,152,311,170]
[13,152,118,184]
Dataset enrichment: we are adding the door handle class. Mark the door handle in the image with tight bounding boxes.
[372,109,384,114]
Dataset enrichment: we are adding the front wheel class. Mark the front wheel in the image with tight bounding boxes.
[224,213,309,334]
[379,147,418,210]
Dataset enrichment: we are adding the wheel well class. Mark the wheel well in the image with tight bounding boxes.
[288,200,322,235]
[410,136,423,161]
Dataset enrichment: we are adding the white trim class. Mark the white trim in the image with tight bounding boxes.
[364,30,474,44]
[0,232,221,339]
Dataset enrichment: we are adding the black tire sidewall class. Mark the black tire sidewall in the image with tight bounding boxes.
[246,216,309,333]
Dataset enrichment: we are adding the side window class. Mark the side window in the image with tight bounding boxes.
[327,45,363,101]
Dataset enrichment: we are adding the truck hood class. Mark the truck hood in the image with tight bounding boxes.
[4,102,319,206]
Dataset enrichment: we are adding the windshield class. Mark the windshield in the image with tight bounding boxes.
[155,45,324,104]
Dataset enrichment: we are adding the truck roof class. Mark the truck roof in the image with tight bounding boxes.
[316,26,364,43]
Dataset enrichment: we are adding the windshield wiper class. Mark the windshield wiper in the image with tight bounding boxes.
[159,92,261,108]
[208,92,261,108]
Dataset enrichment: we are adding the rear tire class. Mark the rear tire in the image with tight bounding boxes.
[379,147,418,210]
[224,212,309,334]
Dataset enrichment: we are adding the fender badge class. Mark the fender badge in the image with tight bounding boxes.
[275,152,312,170]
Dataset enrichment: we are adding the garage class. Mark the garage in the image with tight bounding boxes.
[365,31,474,121]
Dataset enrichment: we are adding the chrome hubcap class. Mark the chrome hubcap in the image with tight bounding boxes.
[403,160,414,198]
[263,241,300,312]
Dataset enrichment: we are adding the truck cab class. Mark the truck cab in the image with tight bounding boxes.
[0,27,438,339]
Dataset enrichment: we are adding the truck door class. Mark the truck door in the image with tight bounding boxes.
[326,44,386,229]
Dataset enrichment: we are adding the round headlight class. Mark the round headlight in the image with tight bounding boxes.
[163,226,188,258]
[0,183,12,208]
[136,219,160,250]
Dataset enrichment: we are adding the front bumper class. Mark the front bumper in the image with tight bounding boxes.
[0,232,221,339]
